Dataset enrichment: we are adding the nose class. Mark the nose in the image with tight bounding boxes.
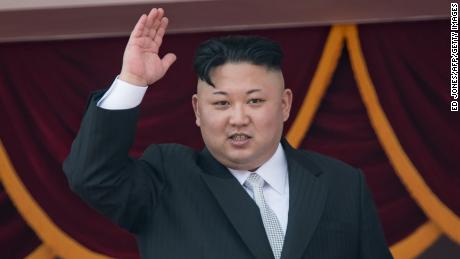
[229,104,250,127]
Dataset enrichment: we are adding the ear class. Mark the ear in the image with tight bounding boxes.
[281,89,293,122]
[192,94,201,127]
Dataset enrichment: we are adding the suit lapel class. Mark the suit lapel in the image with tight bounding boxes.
[198,148,275,259]
[280,139,329,259]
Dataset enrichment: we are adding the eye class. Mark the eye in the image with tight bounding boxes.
[213,100,230,108]
[248,98,265,105]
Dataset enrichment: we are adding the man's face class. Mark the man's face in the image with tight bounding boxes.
[192,62,292,171]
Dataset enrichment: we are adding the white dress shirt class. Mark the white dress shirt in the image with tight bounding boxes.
[98,77,290,234]
[97,78,147,109]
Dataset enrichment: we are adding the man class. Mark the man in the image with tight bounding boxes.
[64,8,393,259]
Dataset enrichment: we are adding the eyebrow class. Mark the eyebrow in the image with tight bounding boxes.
[212,89,262,95]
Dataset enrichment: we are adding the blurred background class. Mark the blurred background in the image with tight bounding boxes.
[0,0,459,258]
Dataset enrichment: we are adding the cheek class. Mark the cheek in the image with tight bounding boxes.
[253,106,284,128]
[200,111,228,133]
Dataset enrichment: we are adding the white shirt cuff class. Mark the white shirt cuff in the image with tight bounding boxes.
[97,77,148,110]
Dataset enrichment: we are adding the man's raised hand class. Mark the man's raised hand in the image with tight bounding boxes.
[119,8,177,86]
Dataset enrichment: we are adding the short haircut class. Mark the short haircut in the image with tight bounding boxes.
[193,35,283,87]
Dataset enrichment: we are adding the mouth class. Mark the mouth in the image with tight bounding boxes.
[228,133,252,146]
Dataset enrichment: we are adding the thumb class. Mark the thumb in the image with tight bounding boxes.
[161,53,177,71]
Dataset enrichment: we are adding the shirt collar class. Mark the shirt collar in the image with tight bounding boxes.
[228,143,288,194]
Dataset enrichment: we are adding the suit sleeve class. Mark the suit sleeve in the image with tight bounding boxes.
[358,170,394,259]
[63,90,165,233]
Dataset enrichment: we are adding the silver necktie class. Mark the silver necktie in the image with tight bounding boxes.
[244,173,284,259]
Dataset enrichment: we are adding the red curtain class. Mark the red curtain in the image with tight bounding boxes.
[0,183,40,258]
[359,20,460,216]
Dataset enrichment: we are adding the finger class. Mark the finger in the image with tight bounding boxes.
[156,17,169,39]
[161,53,177,71]
[152,17,169,53]
[148,8,164,39]
[143,8,158,37]
[156,8,165,26]
[129,14,148,44]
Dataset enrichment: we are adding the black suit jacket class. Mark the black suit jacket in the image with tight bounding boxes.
[63,91,393,259]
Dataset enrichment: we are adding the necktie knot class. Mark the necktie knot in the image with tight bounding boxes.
[244,173,265,191]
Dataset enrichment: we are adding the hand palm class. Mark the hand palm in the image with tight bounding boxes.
[124,38,167,85]
[120,8,176,86]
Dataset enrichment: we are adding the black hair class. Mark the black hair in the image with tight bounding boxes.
[193,35,283,87]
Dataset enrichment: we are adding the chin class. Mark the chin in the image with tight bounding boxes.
[229,156,261,170]
[225,149,253,161]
